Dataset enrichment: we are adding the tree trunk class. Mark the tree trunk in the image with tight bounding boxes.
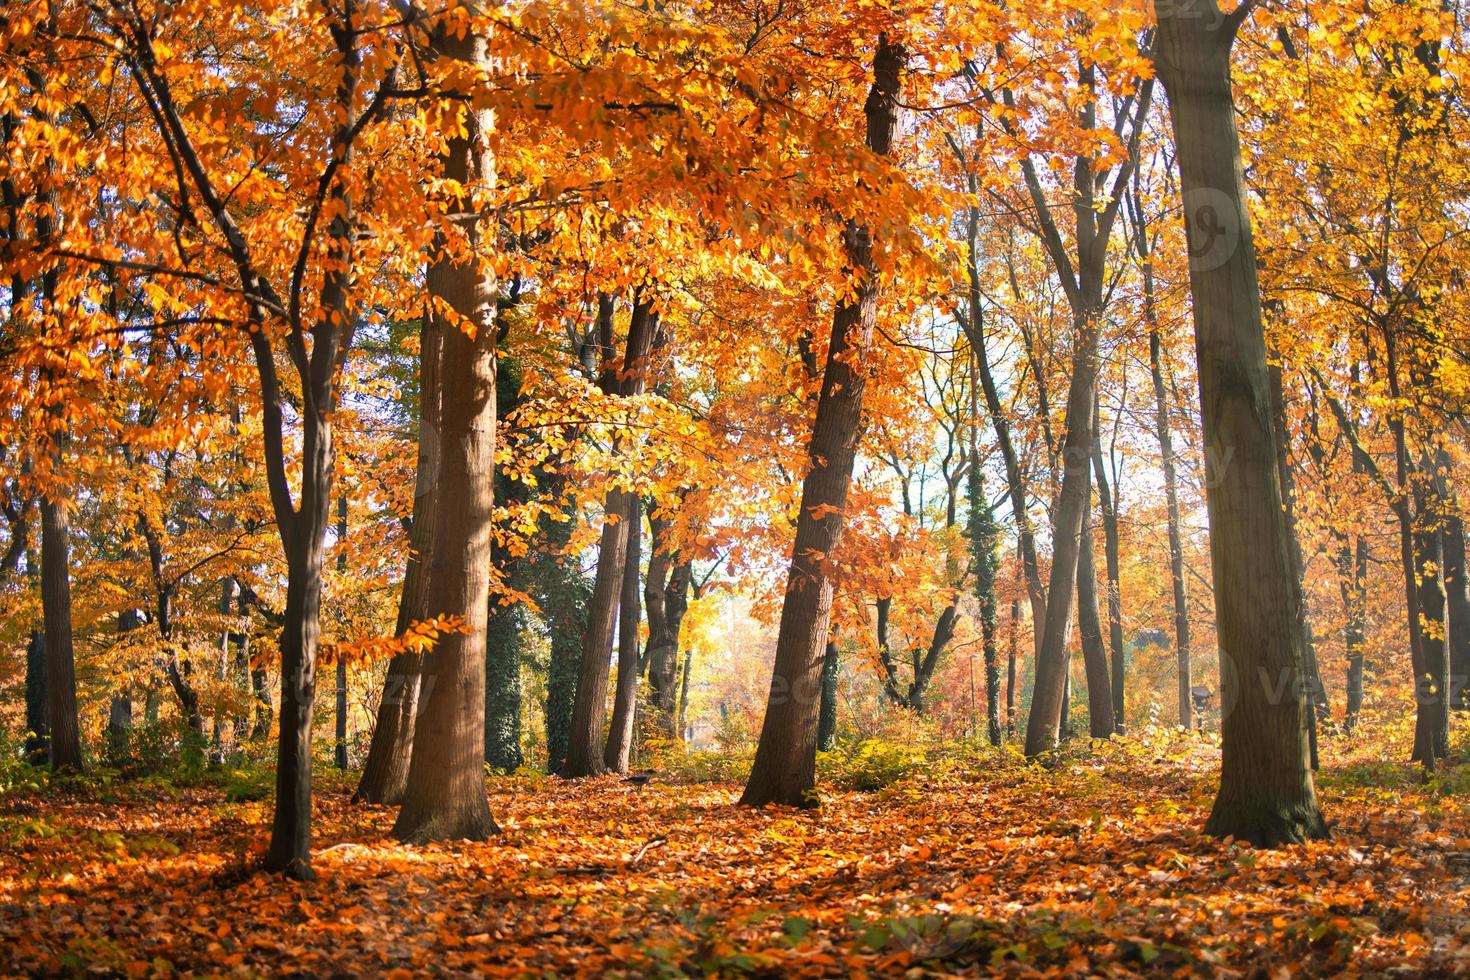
[1413,512,1449,763]
[676,648,693,740]
[1077,490,1115,739]
[1268,363,1325,768]
[563,299,658,778]
[541,503,589,774]
[393,24,499,843]
[109,608,143,759]
[740,36,904,807]
[484,597,525,773]
[1022,309,1102,756]
[354,313,442,804]
[1154,0,1327,845]
[1149,324,1193,730]
[968,450,1003,747]
[334,494,349,770]
[1442,513,1470,712]
[1006,595,1019,738]
[604,496,643,772]
[817,640,840,751]
[25,629,47,762]
[39,495,82,771]
[1338,534,1369,730]
[1091,433,1126,734]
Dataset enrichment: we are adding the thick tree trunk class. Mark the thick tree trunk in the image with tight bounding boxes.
[40,495,81,771]
[563,300,658,778]
[1155,0,1326,845]
[1413,517,1449,763]
[816,641,840,751]
[740,37,904,807]
[676,648,693,740]
[643,513,689,736]
[393,25,499,843]
[604,496,643,772]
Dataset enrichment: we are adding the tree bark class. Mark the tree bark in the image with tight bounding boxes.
[1077,482,1115,739]
[335,494,349,770]
[604,496,643,772]
[39,495,82,771]
[1149,301,1193,730]
[740,36,904,807]
[563,299,658,777]
[1154,0,1327,845]
[24,628,47,762]
[1091,429,1126,734]
[109,608,143,759]
[484,356,529,774]
[355,314,443,804]
[1443,513,1470,712]
[393,24,499,843]
[817,640,840,751]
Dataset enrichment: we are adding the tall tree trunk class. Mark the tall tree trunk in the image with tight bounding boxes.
[354,314,443,804]
[1338,535,1369,730]
[1268,363,1325,768]
[540,501,589,774]
[1150,322,1193,730]
[393,24,499,843]
[604,496,643,772]
[109,608,142,759]
[643,512,690,736]
[1441,511,1470,712]
[24,628,47,762]
[1154,0,1326,845]
[334,494,349,770]
[816,640,839,751]
[1091,431,1126,734]
[676,648,693,740]
[211,576,237,765]
[1077,486,1115,739]
[1022,309,1103,756]
[968,442,1003,747]
[563,299,658,777]
[1007,595,1019,738]
[484,357,528,774]
[39,495,81,771]
[740,36,904,807]
[1413,489,1449,763]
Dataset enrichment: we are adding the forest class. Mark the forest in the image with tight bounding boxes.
[1,0,1469,974]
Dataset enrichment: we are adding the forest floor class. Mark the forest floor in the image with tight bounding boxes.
[2,727,1468,977]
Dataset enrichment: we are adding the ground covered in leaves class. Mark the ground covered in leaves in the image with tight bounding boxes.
[3,732,1469,977]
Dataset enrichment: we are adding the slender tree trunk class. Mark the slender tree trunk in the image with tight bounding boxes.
[1413,496,1450,762]
[109,608,142,759]
[563,300,658,777]
[1441,513,1470,712]
[1150,324,1193,730]
[739,36,904,807]
[393,24,499,843]
[211,577,237,764]
[541,501,589,774]
[676,648,693,740]
[604,496,643,772]
[1007,595,1019,738]
[816,640,839,751]
[1339,535,1369,730]
[1268,363,1325,768]
[24,628,47,762]
[1091,433,1126,734]
[355,314,442,804]
[1077,489,1115,739]
[484,358,527,775]
[1022,308,1103,756]
[968,436,1003,747]
[1155,0,1326,845]
[334,495,349,770]
[39,495,81,771]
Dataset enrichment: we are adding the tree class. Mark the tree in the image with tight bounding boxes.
[1153,0,1327,845]
[392,19,500,844]
[740,35,905,808]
